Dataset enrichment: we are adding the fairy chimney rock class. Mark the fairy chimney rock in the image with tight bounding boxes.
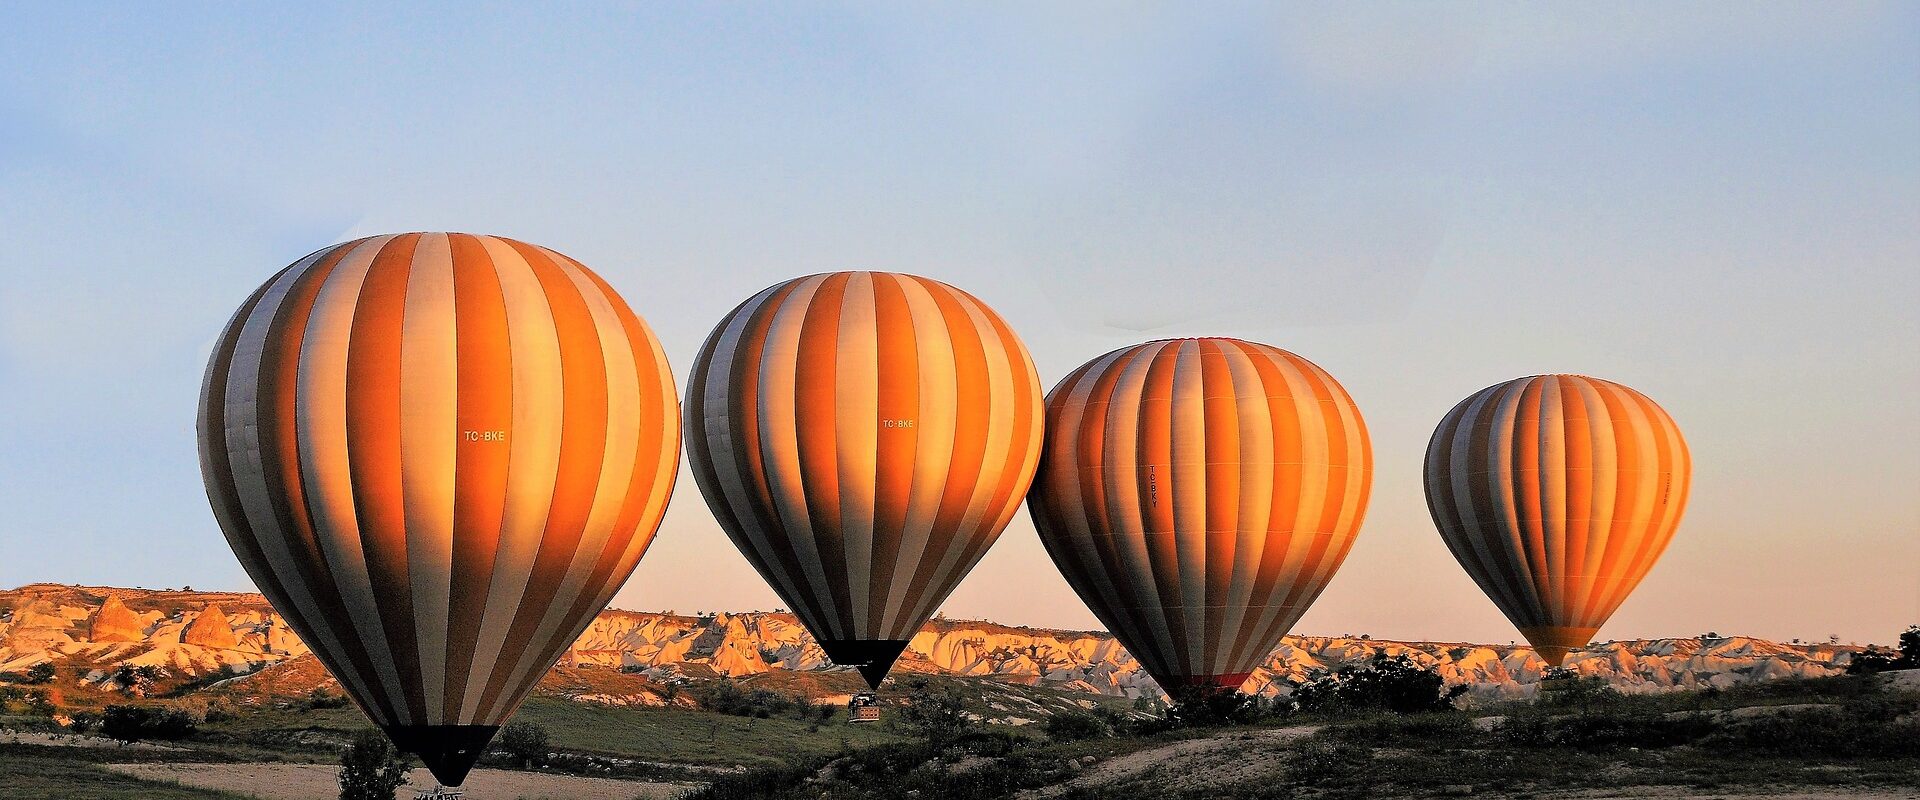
[88,595,146,643]
[181,603,240,649]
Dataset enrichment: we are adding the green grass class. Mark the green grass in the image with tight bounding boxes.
[195,695,905,767]
[511,696,902,766]
[683,674,1920,800]
[0,747,257,800]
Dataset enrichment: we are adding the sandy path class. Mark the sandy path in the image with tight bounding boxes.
[105,762,692,800]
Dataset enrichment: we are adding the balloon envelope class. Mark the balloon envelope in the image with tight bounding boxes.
[1423,374,1690,666]
[684,271,1043,687]
[198,233,679,785]
[1028,338,1372,693]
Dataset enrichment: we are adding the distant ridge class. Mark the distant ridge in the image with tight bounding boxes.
[1,583,1869,703]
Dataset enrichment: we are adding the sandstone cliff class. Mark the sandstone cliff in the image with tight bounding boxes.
[0,583,1866,703]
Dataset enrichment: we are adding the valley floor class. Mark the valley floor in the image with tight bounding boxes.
[103,763,688,800]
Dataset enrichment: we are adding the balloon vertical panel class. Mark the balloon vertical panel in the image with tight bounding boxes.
[1028,338,1372,693]
[1423,374,1690,666]
[684,271,1043,688]
[198,233,679,786]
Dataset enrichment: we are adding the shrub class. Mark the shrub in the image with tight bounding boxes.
[1043,709,1109,741]
[1495,705,1712,749]
[24,662,56,685]
[893,679,973,745]
[678,760,818,800]
[337,728,411,800]
[100,704,198,742]
[1166,687,1271,727]
[1293,654,1466,714]
[302,688,351,710]
[1846,625,1920,674]
[1289,735,1374,785]
[691,679,818,720]
[1705,703,1920,758]
[498,721,550,769]
[68,710,102,734]
[1328,710,1476,745]
[1538,673,1622,714]
[0,687,56,716]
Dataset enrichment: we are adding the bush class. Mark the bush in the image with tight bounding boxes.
[337,728,411,800]
[1495,705,1713,749]
[1846,625,1919,675]
[100,704,198,742]
[1289,735,1374,785]
[692,679,820,720]
[1538,673,1622,714]
[0,687,56,716]
[67,710,102,734]
[1043,709,1109,741]
[1705,703,1920,758]
[1293,654,1466,714]
[24,662,55,685]
[1327,711,1476,745]
[302,688,351,710]
[893,679,973,745]
[498,721,550,769]
[1166,687,1272,727]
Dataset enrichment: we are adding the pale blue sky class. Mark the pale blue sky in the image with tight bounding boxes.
[2,4,1915,645]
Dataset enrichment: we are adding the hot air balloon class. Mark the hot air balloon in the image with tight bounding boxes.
[1423,374,1690,667]
[197,233,679,787]
[1028,338,1372,694]
[684,272,1043,688]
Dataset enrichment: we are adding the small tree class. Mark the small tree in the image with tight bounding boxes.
[1293,654,1466,714]
[893,679,972,746]
[68,710,102,734]
[1538,673,1620,715]
[24,662,55,685]
[338,728,411,800]
[303,688,350,710]
[1044,709,1109,741]
[1167,687,1265,727]
[498,721,550,769]
[1846,625,1920,675]
[100,705,197,742]
[111,665,140,693]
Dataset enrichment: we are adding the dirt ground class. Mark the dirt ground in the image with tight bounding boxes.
[104,762,692,800]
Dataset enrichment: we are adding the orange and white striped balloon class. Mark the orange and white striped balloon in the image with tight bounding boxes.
[684,271,1043,687]
[197,233,678,786]
[1423,374,1690,666]
[1028,338,1372,693]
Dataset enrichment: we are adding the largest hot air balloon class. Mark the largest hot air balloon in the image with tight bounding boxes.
[685,271,1043,687]
[198,233,679,787]
[1423,374,1690,666]
[1029,338,1372,694]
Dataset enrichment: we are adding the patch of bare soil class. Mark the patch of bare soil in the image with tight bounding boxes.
[104,762,692,799]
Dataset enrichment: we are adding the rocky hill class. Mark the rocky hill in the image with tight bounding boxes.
[0,583,1866,704]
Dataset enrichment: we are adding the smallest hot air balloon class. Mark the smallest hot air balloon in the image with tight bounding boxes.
[1423,374,1690,666]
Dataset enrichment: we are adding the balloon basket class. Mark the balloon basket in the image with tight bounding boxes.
[846,691,883,723]
[415,787,465,799]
